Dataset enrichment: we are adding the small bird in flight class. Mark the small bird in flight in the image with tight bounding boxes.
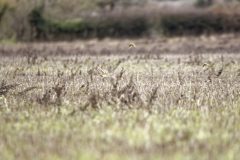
[129,43,136,49]
[97,68,108,77]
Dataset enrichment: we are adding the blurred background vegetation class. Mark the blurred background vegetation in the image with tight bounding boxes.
[1,0,240,41]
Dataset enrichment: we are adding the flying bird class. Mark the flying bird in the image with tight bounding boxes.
[203,63,209,67]
[129,43,136,49]
[97,68,108,77]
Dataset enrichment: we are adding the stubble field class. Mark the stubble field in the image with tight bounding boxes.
[1,35,240,160]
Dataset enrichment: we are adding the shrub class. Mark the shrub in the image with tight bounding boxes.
[28,6,150,40]
[28,5,47,39]
[92,15,149,38]
[161,11,240,36]
[195,0,213,8]
[0,0,15,22]
[14,3,240,40]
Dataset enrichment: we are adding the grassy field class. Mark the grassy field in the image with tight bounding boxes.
[1,36,240,160]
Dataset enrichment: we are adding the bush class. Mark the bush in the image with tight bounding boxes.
[28,6,150,40]
[92,16,149,38]
[11,3,240,40]
[161,11,240,36]
[195,0,213,8]
[28,5,47,39]
[0,4,7,22]
[0,0,15,22]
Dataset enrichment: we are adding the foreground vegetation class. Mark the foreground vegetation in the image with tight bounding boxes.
[1,37,240,160]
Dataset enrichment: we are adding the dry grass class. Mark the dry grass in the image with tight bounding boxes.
[1,37,240,160]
